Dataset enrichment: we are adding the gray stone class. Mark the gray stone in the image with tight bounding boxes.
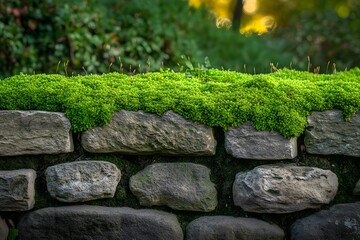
[45,161,121,202]
[0,110,73,156]
[0,169,36,211]
[305,110,360,156]
[233,164,338,213]
[291,202,360,240]
[187,216,285,240]
[0,217,8,240]
[18,206,183,240]
[353,179,360,195]
[81,110,216,156]
[225,122,297,160]
[129,162,217,212]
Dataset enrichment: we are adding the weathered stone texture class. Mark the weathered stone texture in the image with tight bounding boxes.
[225,122,297,160]
[186,216,285,240]
[0,111,73,156]
[45,161,121,202]
[81,110,216,156]
[0,169,36,211]
[129,162,217,212]
[305,110,360,156]
[291,202,360,240]
[233,164,338,213]
[18,206,183,240]
[0,217,8,240]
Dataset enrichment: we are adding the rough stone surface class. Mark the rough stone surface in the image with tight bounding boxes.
[81,110,216,156]
[225,122,297,160]
[353,179,360,195]
[291,202,360,240]
[129,162,217,212]
[0,169,36,211]
[0,217,8,240]
[233,164,338,213]
[187,216,285,240]
[18,206,183,240]
[0,110,73,156]
[305,110,360,156]
[45,161,121,202]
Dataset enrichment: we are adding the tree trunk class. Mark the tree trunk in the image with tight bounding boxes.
[232,0,243,32]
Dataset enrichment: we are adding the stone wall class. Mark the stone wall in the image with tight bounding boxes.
[1,109,360,240]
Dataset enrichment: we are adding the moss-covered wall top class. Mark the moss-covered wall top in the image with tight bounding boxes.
[1,68,360,137]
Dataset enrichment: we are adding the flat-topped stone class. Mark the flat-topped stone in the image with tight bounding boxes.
[18,206,183,240]
[225,122,297,160]
[291,202,360,240]
[0,110,73,156]
[45,161,121,202]
[233,164,338,213]
[305,110,360,156]
[81,110,216,156]
[129,162,217,212]
[0,169,36,211]
[187,216,285,240]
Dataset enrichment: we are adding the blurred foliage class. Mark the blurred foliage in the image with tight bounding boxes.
[0,0,199,76]
[0,0,292,77]
[0,0,359,77]
[1,68,360,137]
[274,5,360,71]
[191,0,360,71]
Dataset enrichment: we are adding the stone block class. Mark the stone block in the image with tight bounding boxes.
[81,110,216,156]
[291,202,360,240]
[0,169,36,211]
[45,161,121,202]
[18,206,183,240]
[305,110,360,156]
[353,179,360,195]
[130,162,217,212]
[187,216,284,240]
[0,111,73,156]
[233,164,338,213]
[225,122,297,160]
[0,217,8,240]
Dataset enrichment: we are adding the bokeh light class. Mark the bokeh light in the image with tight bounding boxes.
[244,0,258,15]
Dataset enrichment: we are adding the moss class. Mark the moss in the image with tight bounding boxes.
[1,68,360,137]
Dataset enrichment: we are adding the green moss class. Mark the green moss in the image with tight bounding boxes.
[1,68,360,137]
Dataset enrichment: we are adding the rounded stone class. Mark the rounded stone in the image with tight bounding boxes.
[45,161,121,202]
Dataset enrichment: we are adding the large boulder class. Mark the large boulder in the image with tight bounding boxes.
[45,161,121,202]
[225,122,297,160]
[0,111,73,156]
[186,216,285,240]
[233,164,338,213]
[129,162,217,212]
[18,206,183,240]
[0,169,36,211]
[305,110,360,156]
[81,110,216,156]
[291,202,360,240]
